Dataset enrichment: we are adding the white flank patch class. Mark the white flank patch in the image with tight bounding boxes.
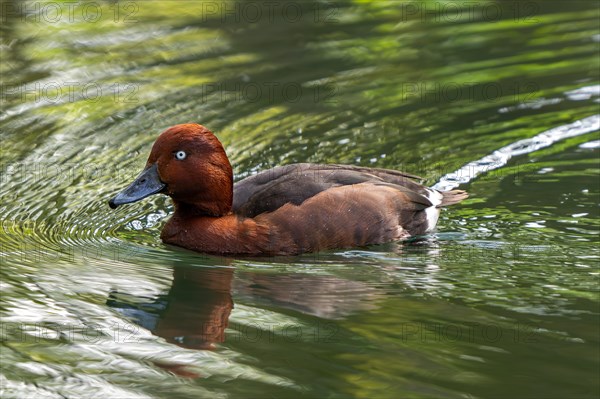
[424,188,443,232]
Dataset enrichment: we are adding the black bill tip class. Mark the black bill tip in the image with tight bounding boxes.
[108,198,119,209]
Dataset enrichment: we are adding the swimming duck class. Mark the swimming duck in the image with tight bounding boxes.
[109,124,467,255]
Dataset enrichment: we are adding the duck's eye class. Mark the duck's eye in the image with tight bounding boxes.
[175,151,187,160]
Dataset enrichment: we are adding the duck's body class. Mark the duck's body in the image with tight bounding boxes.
[109,124,467,255]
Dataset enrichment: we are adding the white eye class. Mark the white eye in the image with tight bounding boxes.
[175,151,187,160]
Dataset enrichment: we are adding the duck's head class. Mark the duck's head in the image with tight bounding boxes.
[108,123,233,216]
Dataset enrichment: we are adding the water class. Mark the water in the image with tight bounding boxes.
[1,1,599,398]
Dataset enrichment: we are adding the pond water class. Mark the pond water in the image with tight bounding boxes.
[1,1,599,398]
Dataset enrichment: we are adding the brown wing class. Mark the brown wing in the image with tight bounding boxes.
[232,163,432,218]
[254,183,432,254]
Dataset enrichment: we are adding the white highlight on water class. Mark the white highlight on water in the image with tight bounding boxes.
[579,140,600,149]
[565,85,600,101]
[433,114,600,191]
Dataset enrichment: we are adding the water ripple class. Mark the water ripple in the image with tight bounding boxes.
[433,114,600,191]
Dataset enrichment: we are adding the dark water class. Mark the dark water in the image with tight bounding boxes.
[1,1,599,398]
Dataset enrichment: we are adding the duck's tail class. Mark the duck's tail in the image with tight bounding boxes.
[438,190,469,207]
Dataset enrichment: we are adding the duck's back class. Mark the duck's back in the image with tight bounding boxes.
[234,164,427,215]
[232,163,467,239]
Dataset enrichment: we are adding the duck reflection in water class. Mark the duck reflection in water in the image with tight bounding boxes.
[108,266,234,350]
[107,263,378,350]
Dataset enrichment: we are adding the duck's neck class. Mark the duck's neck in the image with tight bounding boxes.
[173,201,231,218]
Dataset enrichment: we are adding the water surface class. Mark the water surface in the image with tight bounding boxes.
[1,1,599,398]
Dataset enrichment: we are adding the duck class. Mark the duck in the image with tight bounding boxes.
[108,123,467,255]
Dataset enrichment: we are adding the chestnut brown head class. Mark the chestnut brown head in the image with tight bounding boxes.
[109,124,233,216]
